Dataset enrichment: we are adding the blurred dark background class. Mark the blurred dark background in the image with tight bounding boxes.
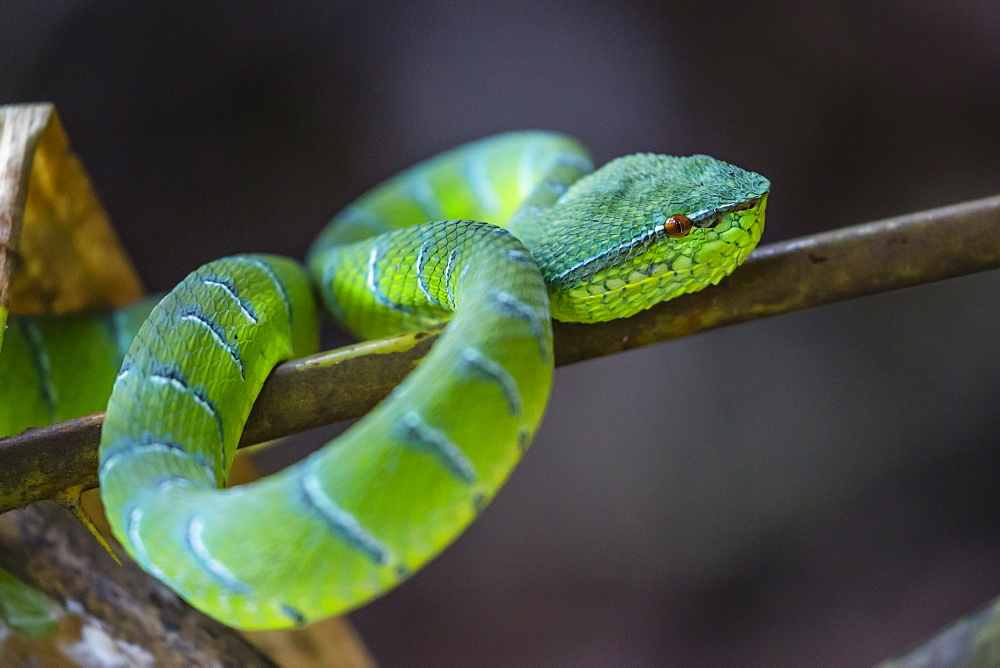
[3,1,1000,664]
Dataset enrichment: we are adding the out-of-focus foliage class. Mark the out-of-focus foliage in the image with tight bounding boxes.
[0,567,57,639]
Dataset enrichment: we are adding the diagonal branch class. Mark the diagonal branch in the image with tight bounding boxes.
[0,502,277,666]
[880,594,1000,666]
[0,194,998,514]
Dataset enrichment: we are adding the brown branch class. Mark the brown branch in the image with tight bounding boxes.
[1,194,999,514]
[880,595,1000,667]
[0,502,276,666]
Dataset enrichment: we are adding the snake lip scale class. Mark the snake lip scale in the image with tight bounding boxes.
[0,131,769,630]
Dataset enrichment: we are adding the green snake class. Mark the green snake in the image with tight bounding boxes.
[0,131,769,630]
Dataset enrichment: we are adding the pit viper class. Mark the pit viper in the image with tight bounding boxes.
[0,131,769,629]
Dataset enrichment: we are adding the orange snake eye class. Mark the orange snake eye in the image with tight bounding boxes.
[664,214,693,239]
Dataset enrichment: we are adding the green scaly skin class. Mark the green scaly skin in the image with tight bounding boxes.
[0,299,155,637]
[1,131,769,630]
[0,299,156,433]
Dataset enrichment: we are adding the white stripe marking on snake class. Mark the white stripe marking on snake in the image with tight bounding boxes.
[517,138,547,199]
[460,347,523,417]
[465,152,501,213]
[341,205,393,234]
[230,256,292,324]
[126,506,167,581]
[180,308,245,380]
[415,241,443,306]
[398,411,477,484]
[200,277,258,323]
[407,170,445,221]
[442,248,460,307]
[552,151,593,173]
[186,516,252,594]
[300,470,391,564]
[147,373,225,446]
[100,441,218,487]
[490,291,550,363]
[366,244,412,313]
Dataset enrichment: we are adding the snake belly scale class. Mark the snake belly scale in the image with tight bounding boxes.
[3,131,769,629]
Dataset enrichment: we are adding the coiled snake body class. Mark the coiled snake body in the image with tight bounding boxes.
[1,132,769,629]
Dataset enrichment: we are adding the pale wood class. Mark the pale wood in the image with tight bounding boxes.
[0,103,143,316]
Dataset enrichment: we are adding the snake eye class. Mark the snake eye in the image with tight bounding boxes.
[664,214,693,239]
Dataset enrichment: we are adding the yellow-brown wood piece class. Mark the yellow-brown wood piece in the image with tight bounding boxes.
[0,103,143,316]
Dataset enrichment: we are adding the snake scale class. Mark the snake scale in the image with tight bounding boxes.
[0,131,769,629]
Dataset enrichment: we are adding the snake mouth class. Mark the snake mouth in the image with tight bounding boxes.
[691,214,722,229]
[689,197,762,229]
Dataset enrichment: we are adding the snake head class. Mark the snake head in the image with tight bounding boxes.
[537,153,770,322]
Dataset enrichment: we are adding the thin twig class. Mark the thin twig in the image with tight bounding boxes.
[0,194,998,514]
